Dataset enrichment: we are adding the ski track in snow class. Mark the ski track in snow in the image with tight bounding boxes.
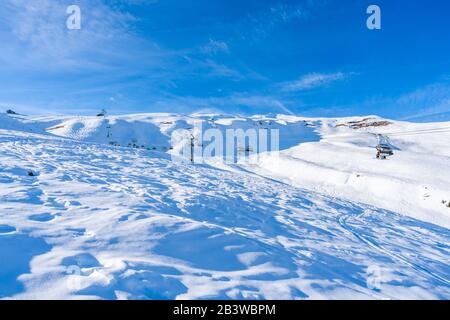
[1,129,449,300]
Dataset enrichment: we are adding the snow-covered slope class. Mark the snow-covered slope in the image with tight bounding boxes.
[242,116,450,228]
[1,113,449,299]
[6,112,447,228]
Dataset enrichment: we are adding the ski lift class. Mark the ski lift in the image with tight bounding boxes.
[376,143,393,159]
[97,109,107,117]
[238,146,254,153]
[374,134,394,160]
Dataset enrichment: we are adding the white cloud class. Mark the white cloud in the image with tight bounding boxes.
[148,93,294,115]
[269,3,307,23]
[0,0,165,72]
[243,1,327,42]
[397,84,450,121]
[202,39,229,55]
[280,72,347,92]
[203,59,242,79]
[320,81,450,121]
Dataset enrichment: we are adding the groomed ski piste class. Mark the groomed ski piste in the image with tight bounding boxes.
[1,112,449,300]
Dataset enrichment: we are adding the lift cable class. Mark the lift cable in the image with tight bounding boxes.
[323,127,450,140]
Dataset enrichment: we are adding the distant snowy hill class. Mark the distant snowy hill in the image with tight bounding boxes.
[1,112,449,299]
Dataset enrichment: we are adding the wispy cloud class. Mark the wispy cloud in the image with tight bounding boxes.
[312,81,450,121]
[178,55,244,81]
[147,93,293,115]
[0,0,165,72]
[397,83,450,121]
[243,1,326,42]
[279,72,347,92]
[269,3,309,23]
[201,39,229,55]
[202,59,242,80]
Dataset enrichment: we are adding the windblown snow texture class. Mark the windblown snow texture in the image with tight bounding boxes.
[0,113,449,299]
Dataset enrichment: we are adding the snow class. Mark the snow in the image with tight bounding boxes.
[0,113,449,300]
[242,117,450,228]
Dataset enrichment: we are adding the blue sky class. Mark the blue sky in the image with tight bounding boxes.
[0,0,449,120]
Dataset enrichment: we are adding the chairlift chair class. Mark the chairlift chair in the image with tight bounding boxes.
[376,143,393,159]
